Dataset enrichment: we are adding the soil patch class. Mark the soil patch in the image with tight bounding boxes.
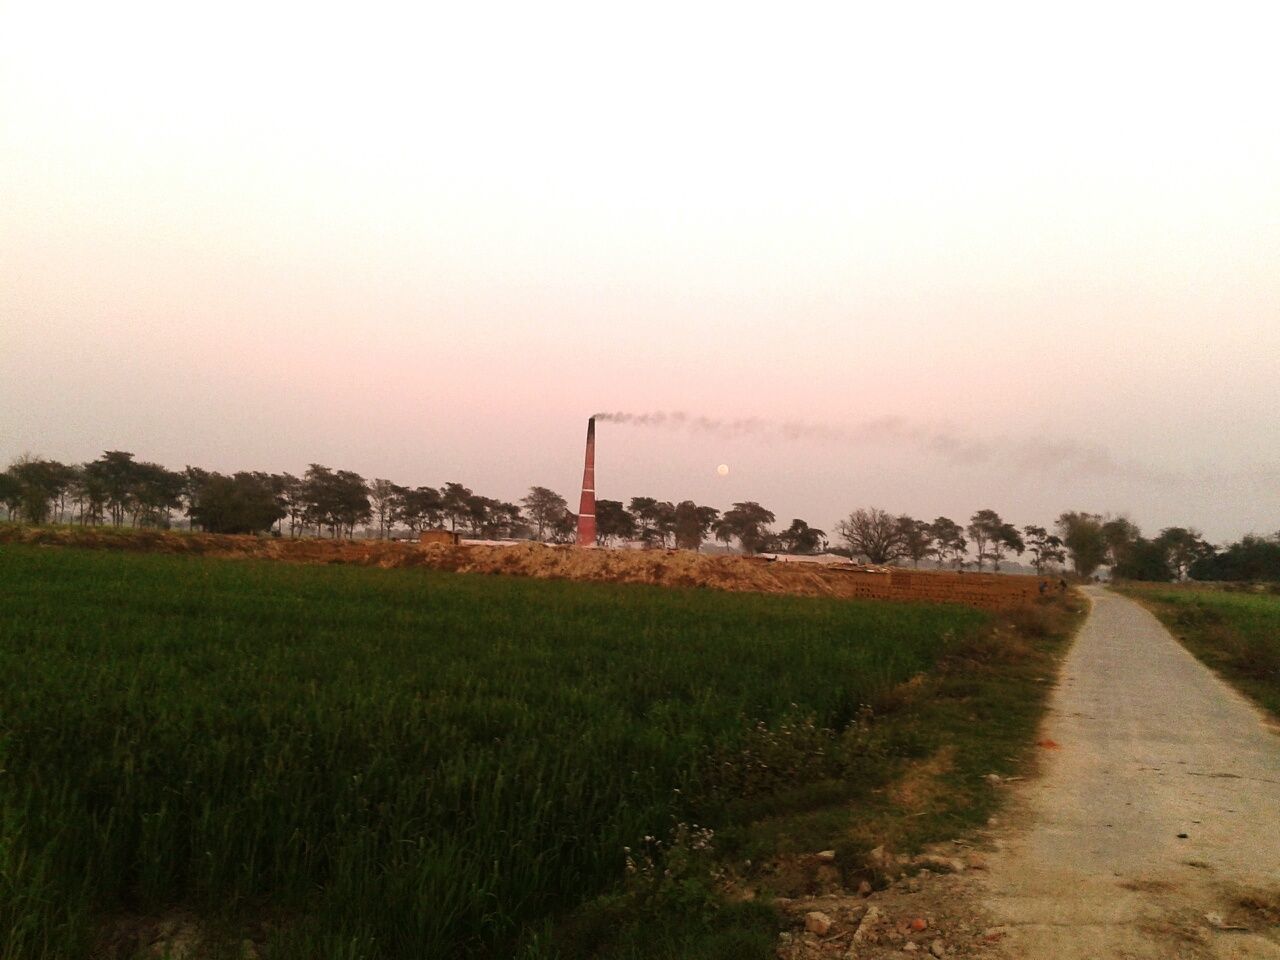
[0,526,1042,610]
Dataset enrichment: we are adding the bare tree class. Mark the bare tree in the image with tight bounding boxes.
[837,508,904,564]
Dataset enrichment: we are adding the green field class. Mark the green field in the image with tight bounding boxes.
[0,544,1070,960]
[1118,584,1280,717]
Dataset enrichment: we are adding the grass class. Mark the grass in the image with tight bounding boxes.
[1115,583,1280,718]
[0,543,1081,959]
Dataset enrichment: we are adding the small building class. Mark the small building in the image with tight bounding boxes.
[420,529,461,546]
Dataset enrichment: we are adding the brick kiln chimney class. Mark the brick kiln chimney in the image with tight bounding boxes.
[576,417,596,547]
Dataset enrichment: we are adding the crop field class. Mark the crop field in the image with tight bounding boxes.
[0,544,1004,959]
[1117,584,1280,717]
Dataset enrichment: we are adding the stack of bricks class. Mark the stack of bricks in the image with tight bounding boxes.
[819,567,1044,610]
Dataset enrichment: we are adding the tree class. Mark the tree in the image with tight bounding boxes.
[594,499,636,545]
[395,486,445,535]
[1112,537,1174,581]
[128,461,185,528]
[778,518,827,555]
[1056,512,1107,578]
[628,497,664,546]
[928,517,967,569]
[1023,525,1066,575]
[522,486,568,541]
[0,471,21,520]
[1189,534,1280,581]
[440,482,474,533]
[274,473,306,537]
[966,509,1005,571]
[717,501,776,554]
[895,516,933,567]
[368,479,404,538]
[85,451,141,527]
[483,501,526,539]
[549,508,578,544]
[187,472,286,534]
[987,522,1025,571]
[837,508,903,564]
[42,460,78,522]
[6,457,74,525]
[1156,527,1213,580]
[673,501,719,551]
[652,501,677,548]
[72,465,107,526]
[302,465,371,538]
[465,491,494,537]
[1101,516,1141,571]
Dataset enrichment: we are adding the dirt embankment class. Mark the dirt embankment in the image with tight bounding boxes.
[0,525,1042,610]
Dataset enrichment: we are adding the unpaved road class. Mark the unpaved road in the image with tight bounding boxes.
[983,586,1280,959]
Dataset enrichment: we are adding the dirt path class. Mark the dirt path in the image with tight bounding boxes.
[981,586,1280,959]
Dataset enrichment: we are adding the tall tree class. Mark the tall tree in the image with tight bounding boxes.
[1187,534,1280,582]
[987,522,1025,571]
[85,451,140,527]
[522,486,568,541]
[1056,511,1107,578]
[368,479,403,539]
[482,501,525,539]
[717,501,776,554]
[301,465,370,538]
[129,461,185,528]
[187,472,286,534]
[0,470,23,520]
[1023,525,1066,575]
[465,493,495,536]
[549,508,577,544]
[1112,537,1175,581]
[594,499,636,545]
[673,501,719,551]
[895,516,934,567]
[395,486,444,535]
[927,517,967,569]
[627,497,662,545]
[966,509,1005,571]
[274,473,305,537]
[440,482,474,533]
[837,507,903,564]
[6,457,73,525]
[1101,516,1141,571]
[778,518,827,555]
[652,501,677,548]
[1156,527,1213,580]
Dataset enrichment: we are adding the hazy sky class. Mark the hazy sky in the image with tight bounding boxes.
[3,1,1278,543]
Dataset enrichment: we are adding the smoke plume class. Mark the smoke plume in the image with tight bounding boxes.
[593,411,1168,480]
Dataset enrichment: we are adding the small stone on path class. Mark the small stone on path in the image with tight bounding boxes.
[804,911,833,936]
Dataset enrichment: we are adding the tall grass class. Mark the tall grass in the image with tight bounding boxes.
[0,545,986,958]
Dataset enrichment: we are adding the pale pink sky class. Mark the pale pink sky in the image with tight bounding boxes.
[2,1,1278,543]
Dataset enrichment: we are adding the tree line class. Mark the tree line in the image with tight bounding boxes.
[1052,511,1280,582]
[836,506,1279,582]
[833,507,1063,572]
[0,453,537,541]
[3,452,1274,578]
[0,453,830,553]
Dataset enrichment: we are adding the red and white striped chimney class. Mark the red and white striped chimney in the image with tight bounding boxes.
[576,417,596,547]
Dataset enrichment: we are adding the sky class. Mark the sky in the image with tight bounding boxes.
[2,0,1278,543]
